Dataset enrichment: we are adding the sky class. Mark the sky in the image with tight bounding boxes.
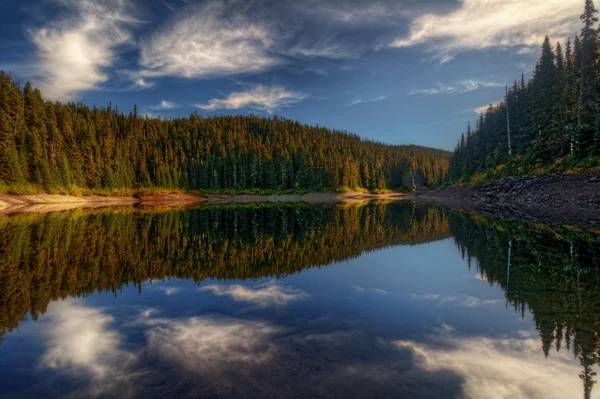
[0,0,584,150]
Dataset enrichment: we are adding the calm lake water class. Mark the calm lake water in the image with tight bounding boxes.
[0,201,599,399]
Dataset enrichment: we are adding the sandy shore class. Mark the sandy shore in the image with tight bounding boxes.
[0,192,412,214]
[0,194,139,214]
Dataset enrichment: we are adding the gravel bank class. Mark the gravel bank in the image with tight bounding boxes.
[421,173,600,229]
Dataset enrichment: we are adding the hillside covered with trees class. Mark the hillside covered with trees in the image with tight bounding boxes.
[0,73,450,194]
[449,0,600,183]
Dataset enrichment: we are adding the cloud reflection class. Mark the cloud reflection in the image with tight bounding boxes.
[39,300,140,397]
[410,292,503,307]
[199,280,309,307]
[395,335,583,399]
[34,299,588,398]
[145,315,280,374]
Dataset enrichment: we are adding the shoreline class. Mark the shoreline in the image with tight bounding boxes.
[420,172,600,229]
[0,191,413,215]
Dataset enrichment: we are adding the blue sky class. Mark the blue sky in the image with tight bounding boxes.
[0,0,583,150]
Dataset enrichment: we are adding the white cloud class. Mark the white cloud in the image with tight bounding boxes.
[28,0,138,101]
[195,85,306,113]
[475,101,503,114]
[391,0,581,55]
[139,2,280,79]
[145,315,279,373]
[395,335,585,399]
[199,280,309,307]
[409,80,503,97]
[148,100,178,111]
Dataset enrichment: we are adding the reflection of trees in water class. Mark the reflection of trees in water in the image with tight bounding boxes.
[449,212,600,398]
[0,201,450,345]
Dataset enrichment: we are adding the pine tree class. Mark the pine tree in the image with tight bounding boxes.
[577,0,599,155]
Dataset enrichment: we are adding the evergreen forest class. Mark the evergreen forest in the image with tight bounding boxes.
[449,0,600,182]
[0,73,450,195]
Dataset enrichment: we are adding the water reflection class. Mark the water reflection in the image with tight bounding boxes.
[0,201,598,398]
[0,201,450,342]
[449,212,600,398]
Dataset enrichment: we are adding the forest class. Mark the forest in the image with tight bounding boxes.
[0,73,450,195]
[448,0,600,183]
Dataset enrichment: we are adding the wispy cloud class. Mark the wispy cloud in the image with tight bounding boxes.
[131,77,154,89]
[410,292,502,307]
[136,0,387,81]
[391,0,581,57]
[345,95,387,107]
[28,0,139,101]
[148,100,178,111]
[139,2,280,79]
[195,85,306,113]
[348,285,388,295]
[199,281,309,307]
[409,80,504,97]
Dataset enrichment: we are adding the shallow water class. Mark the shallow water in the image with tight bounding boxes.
[0,201,599,398]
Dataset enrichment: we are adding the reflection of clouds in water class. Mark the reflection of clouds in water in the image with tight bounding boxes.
[145,315,280,372]
[410,292,503,307]
[348,285,388,295]
[199,280,308,307]
[148,284,183,296]
[39,300,140,397]
[395,336,583,399]
[40,300,134,377]
[35,300,587,398]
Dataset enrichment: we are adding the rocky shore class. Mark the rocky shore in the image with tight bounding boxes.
[422,172,600,229]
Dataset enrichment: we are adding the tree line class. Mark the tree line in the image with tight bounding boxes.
[0,73,450,194]
[0,202,450,344]
[449,0,600,182]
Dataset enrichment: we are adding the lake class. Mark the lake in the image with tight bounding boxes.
[0,201,599,398]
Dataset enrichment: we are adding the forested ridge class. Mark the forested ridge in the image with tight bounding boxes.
[0,73,450,194]
[449,0,600,183]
